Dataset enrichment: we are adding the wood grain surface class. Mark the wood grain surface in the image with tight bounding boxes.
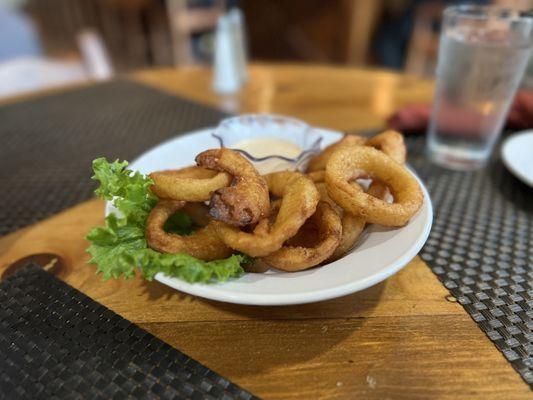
[133,63,435,132]
[0,64,530,399]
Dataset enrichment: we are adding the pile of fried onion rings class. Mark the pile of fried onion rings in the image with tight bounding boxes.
[145,130,423,272]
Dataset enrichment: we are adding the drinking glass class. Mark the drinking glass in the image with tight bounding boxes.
[427,6,533,170]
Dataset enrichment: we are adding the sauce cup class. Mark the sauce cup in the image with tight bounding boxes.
[212,114,323,174]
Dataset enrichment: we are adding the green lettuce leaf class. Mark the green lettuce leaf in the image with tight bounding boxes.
[91,157,158,226]
[86,158,249,283]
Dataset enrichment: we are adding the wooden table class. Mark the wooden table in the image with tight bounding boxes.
[0,64,529,399]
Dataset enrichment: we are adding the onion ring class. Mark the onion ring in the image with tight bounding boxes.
[150,166,231,202]
[325,146,423,227]
[196,148,270,227]
[307,135,367,172]
[309,172,366,261]
[307,130,407,174]
[307,170,326,183]
[309,171,392,259]
[318,184,365,261]
[261,201,342,271]
[366,130,406,164]
[145,200,232,260]
[331,180,390,259]
[215,171,319,257]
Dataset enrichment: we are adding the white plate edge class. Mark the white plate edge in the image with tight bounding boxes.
[501,130,533,187]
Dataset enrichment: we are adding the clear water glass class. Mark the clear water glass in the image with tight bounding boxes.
[427,6,533,170]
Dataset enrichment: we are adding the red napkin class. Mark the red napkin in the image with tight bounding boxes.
[386,90,533,133]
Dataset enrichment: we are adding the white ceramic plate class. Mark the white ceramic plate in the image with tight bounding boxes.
[501,130,533,187]
[106,127,433,305]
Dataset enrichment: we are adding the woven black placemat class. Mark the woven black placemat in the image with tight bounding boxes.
[406,135,533,386]
[1,79,532,387]
[0,79,229,236]
[0,264,257,400]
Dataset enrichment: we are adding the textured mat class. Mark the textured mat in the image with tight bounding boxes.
[0,264,257,400]
[0,80,228,236]
[1,79,532,387]
[407,135,533,386]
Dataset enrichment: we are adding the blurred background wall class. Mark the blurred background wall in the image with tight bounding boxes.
[0,0,531,98]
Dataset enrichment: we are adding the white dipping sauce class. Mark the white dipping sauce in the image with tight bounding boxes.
[231,137,302,174]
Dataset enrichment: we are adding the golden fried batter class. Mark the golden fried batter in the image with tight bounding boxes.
[215,171,319,257]
[366,130,406,164]
[145,200,232,260]
[325,146,422,227]
[150,166,231,202]
[307,135,368,172]
[196,148,270,227]
[261,202,342,271]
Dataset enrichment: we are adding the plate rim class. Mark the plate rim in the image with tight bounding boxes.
[117,127,433,306]
[501,130,533,188]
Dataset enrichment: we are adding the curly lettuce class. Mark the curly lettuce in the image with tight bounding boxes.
[86,158,249,283]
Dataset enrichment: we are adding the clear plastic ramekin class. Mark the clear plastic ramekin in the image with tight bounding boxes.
[212,114,323,173]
